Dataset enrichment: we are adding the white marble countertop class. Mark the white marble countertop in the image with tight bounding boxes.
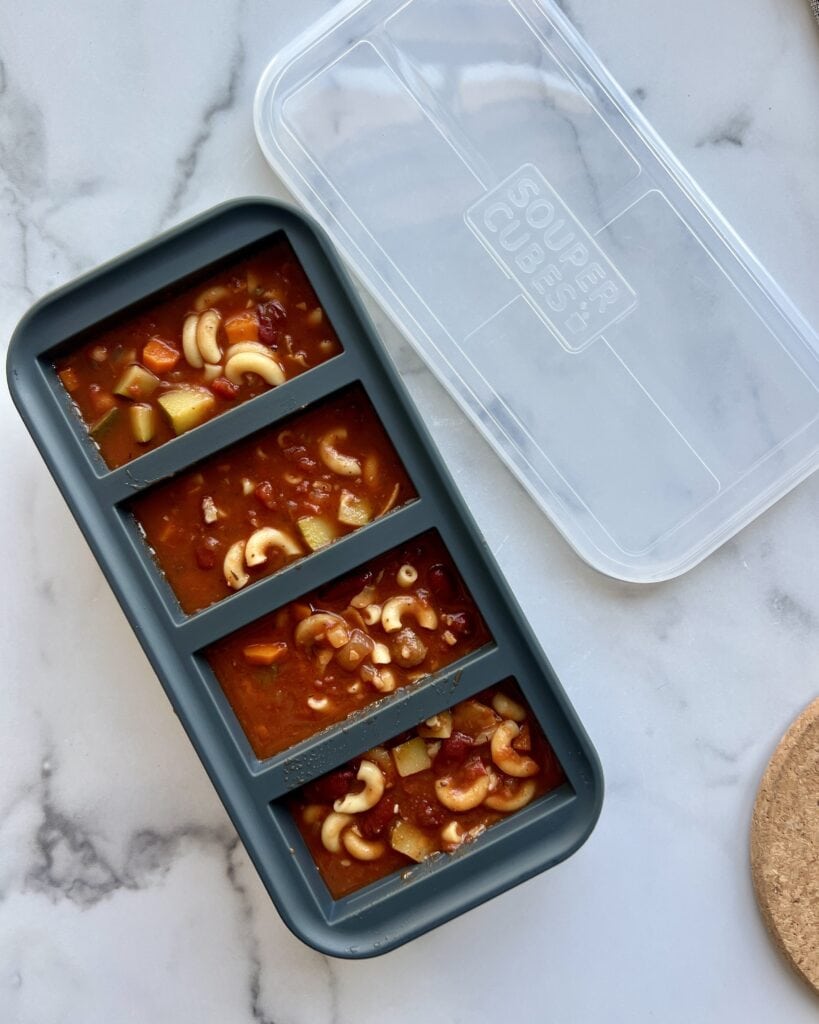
[2,1,819,1020]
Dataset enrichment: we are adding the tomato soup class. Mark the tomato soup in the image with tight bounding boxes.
[205,531,491,758]
[131,387,415,614]
[291,681,565,898]
[55,237,342,468]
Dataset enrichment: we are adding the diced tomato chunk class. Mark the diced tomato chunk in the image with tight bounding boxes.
[460,753,488,783]
[358,797,396,839]
[512,722,532,752]
[142,337,180,375]
[434,731,473,771]
[303,767,357,805]
[406,795,447,829]
[254,480,278,510]
[211,377,240,400]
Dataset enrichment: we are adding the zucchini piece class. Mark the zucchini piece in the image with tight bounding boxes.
[89,407,119,438]
[129,403,156,443]
[157,388,216,435]
[111,344,137,368]
[337,490,372,527]
[297,515,338,551]
[390,820,437,863]
[114,363,160,401]
[392,737,432,778]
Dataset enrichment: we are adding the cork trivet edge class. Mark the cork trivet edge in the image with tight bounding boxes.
[750,696,819,995]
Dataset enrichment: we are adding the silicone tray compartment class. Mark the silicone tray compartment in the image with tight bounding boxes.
[7,199,601,957]
[122,383,421,620]
[254,0,819,582]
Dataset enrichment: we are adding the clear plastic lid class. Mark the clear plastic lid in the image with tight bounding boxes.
[254,0,819,582]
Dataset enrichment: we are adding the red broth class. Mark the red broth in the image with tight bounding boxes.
[291,681,565,898]
[205,531,491,759]
[131,387,416,614]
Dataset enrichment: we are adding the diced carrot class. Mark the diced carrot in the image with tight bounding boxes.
[224,311,259,344]
[243,642,289,666]
[142,337,181,375]
[88,384,116,414]
[58,367,80,393]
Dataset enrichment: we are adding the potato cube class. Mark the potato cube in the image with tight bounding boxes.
[297,515,338,551]
[157,388,216,435]
[337,490,372,527]
[389,820,437,863]
[129,403,156,443]
[114,363,160,401]
[392,737,432,778]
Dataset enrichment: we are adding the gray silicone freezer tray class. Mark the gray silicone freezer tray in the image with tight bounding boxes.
[6,198,602,957]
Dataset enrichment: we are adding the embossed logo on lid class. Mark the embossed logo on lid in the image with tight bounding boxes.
[466,164,636,351]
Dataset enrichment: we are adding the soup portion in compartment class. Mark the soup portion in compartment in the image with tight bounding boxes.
[290,680,565,898]
[54,236,342,468]
[205,531,491,758]
[131,386,415,614]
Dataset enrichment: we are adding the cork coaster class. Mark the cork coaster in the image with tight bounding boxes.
[751,697,819,994]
